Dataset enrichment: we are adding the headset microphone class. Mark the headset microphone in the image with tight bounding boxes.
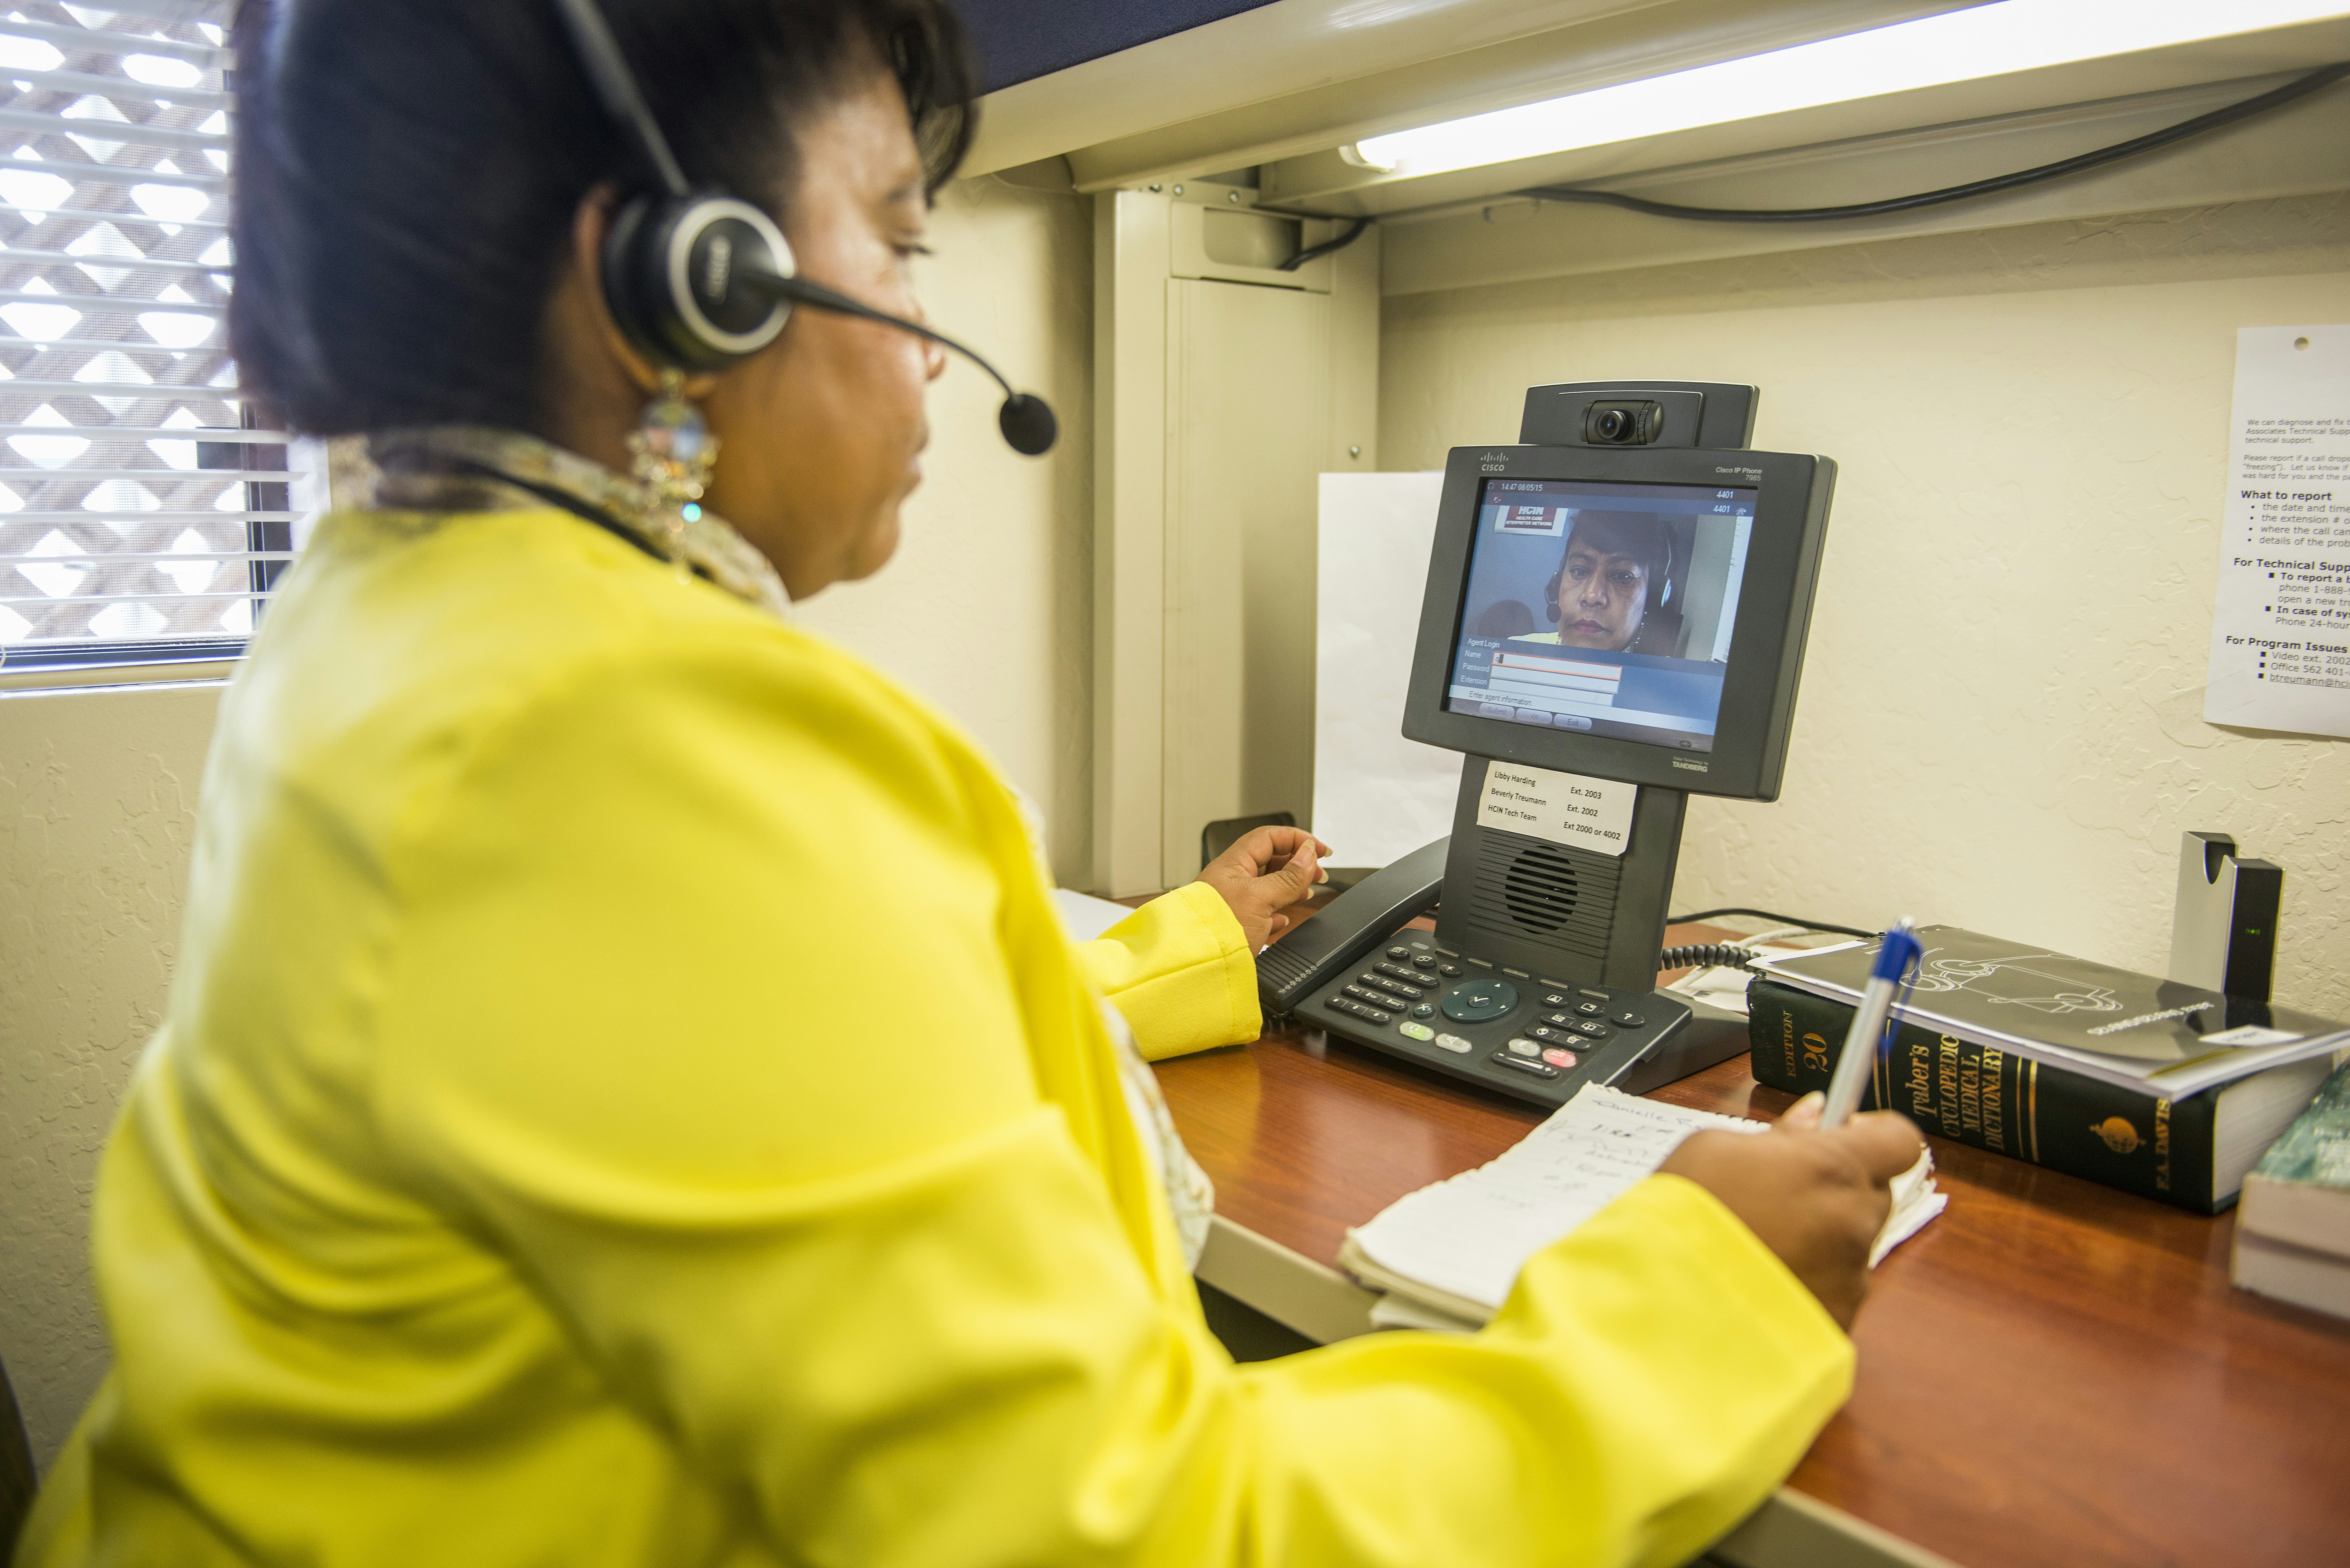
[548,0,1056,455]
[735,270,1057,456]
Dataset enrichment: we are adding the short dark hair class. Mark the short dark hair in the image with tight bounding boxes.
[229,0,978,436]
[1559,510,1669,580]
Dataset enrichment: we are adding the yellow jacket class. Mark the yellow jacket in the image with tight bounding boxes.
[21,505,1850,1568]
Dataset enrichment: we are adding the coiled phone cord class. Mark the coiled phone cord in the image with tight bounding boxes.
[1657,942,1764,972]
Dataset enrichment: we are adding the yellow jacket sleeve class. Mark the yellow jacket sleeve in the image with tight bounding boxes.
[360,631,1850,1568]
[1071,884,1262,1061]
[25,512,1853,1568]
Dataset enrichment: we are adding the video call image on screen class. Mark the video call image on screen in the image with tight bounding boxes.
[1448,478,1757,753]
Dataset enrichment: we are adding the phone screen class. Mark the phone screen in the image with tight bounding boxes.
[1445,477,1757,755]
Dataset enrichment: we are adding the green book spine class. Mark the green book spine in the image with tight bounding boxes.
[1747,978,2221,1214]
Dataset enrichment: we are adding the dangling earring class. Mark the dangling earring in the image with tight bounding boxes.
[626,369,719,582]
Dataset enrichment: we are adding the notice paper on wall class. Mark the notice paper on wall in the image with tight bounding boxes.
[1314,472,1462,870]
[2203,326,2350,738]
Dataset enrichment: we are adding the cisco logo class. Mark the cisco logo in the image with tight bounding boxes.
[1671,758,1709,772]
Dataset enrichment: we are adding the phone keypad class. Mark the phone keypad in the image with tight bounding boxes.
[1298,935,1688,1108]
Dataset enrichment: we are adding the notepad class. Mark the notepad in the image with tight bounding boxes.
[1340,1085,1945,1328]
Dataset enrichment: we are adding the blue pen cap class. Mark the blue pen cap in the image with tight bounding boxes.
[1871,921,1922,982]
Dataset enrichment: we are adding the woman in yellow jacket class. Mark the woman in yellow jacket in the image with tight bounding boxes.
[19,2,1923,1564]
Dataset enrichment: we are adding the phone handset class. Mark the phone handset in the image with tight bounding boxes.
[1255,837,1449,1018]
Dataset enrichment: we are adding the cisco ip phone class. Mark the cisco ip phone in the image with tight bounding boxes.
[1255,381,1837,1107]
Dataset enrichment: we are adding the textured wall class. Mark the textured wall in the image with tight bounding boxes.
[794,174,1096,880]
[1,680,221,1469]
[1382,194,2350,1014]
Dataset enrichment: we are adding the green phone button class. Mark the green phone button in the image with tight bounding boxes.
[1399,1021,1435,1041]
[1440,979,1519,1023]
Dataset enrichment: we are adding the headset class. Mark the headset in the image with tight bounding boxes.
[548,0,1057,456]
[1545,512,1676,624]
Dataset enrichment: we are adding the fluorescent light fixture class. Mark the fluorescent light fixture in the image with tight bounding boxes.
[1346,0,2350,177]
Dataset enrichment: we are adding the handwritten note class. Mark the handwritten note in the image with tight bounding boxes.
[1347,1085,1943,1315]
[1348,1087,1766,1310]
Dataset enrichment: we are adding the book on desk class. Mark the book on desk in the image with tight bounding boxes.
[2235,1061,2350,1319]
[1747,926,2349,1214]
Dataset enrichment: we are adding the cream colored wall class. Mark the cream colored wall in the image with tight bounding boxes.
[793,175,1096,879]
[1,680,222,1467]
[0,176,1092,1473]
[1381,192,2350,1015]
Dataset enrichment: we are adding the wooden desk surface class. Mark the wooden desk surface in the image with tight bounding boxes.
[1151,924,2350,1568]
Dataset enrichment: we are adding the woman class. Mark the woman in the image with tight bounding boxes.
[20,2,1923,1564]
[1534,512,1677,654]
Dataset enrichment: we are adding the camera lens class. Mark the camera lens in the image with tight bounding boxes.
[1583,399,1665,445]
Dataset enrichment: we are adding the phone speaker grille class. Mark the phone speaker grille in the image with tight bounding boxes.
[1458,830,1618,964]
[1506,843,1579,931]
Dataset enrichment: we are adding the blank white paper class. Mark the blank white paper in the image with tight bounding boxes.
[1313,472,1463,870]
[1050,887,1133,942]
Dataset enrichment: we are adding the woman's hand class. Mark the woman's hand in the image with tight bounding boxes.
[1196,826,1330,949]
[1657,1096,1926,1331]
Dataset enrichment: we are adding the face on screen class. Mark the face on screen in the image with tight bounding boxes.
[1551,515,1658,652]
[1449,479,1755,753]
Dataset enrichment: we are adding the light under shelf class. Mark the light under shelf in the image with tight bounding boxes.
[1345,0,2350,180]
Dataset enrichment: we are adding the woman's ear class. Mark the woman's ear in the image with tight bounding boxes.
[569,185,722,402]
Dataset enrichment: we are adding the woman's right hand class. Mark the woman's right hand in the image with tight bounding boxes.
[1195,825,1329,948]
[1657,1098,1926,1331]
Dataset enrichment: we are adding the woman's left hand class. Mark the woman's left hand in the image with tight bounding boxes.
[1196,826,1331,949]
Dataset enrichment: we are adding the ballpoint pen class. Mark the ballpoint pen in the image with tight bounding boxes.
[1820,917,1923,1129]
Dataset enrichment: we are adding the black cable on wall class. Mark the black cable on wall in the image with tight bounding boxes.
[1514,62,2350,224]
[1279,215,1373,271]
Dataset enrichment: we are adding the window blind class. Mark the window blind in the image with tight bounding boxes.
[0,0,313,674]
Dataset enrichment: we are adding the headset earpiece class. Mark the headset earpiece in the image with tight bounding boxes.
[602,192,795,372]
[552,0,1056,452]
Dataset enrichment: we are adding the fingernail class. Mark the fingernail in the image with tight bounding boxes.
[1787,1092,1825,1123]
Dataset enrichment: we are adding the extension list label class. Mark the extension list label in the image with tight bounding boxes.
[2205,325,2350,738]
[1475,762,1635,858]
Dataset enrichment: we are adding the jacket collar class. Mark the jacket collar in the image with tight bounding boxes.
[366,426,792,619]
